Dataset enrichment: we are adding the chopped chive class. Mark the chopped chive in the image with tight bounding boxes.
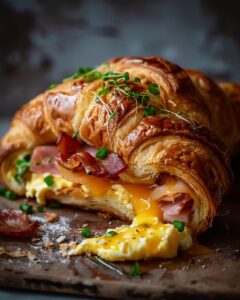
[106,230,118,237]
[48,83,57,89]
[47,201,62,209]
[141,95,149,107]
[19,203,33,214]
[148,83,160,95]
[81,227,91,238]
[63,67,94,82]
[128,262,141,276]
[173,220,185,232]
[98,87,110,96]
[102,72,122,80]
[0,188,18,200]
[78,67,93,75]
[14,154,31,184]
[72,129,79,139]
[85,71,102,82]
[144,106,156,116]
[129,92,141,100]
[134,77,141,83]
[123,72,130,82]
[37,206,44,213]
[96,148,109,160]
[44,175,54,187]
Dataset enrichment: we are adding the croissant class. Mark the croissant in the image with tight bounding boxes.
[0,56,239,236]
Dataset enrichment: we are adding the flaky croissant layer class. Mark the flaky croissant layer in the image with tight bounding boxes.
[1,56,239,234]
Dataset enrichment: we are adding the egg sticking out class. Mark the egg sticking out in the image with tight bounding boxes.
[69,215,192,261]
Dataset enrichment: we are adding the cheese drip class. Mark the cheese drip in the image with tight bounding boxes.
[25,173,193,261]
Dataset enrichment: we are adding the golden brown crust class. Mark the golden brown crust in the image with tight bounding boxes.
[0,56,239,234]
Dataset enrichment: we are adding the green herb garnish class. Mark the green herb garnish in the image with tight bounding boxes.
[37,206,44,213]
[96,148,109,160]
[102,72,124,80]
[48,83,57,89]
[148,83,160,95]
[14,154,31,184]
[63,67,93,82]
[134,77,141,83]
[123,72,130,82]
[129,91,141,100]
[81,227,91,238]
[0,188,18,200]
[144,106,156,116]
[98,87,110,96]
[78,67,93,75]
[19,203,33,214]
[173,220,185,232]
[128,262,141,276]
[44,175,54,187]
[85,71,102,82]
[159,109,192,125]
[72,129,79,139]
[47,201,62,209]
[141,95,149,107]
[106,230,117,237]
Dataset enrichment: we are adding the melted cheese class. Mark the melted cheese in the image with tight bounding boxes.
[65,175,192,261]
[26,173,74,205]
[25,171,193,261]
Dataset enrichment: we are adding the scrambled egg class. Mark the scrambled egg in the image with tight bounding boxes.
[26,173,74,205]
[26,173,193,261]
[70,216,192,261]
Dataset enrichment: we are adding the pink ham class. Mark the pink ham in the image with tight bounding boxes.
[30,146,59,175]
[160,194,193,223]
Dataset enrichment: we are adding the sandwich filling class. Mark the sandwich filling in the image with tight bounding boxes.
[8,133,196,260]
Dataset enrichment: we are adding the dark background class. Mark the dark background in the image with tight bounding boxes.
[1,0,240,116]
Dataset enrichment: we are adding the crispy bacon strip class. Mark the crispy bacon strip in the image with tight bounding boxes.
[57,133,82,161]
[56,133,126,177]
[0,209,39,238]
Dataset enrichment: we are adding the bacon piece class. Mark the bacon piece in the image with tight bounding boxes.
[0,209,39,238]
[57,133,81,161]
[56,133,126,177]
[57,151,107,177]
[81,146,126,176]
[30,146,59,175]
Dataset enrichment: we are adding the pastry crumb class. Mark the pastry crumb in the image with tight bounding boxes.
[45,212,59,223]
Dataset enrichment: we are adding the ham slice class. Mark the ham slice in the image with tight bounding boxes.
[152,176,194,224]
[30,145,59,175]
[81,146,126,176]
[0,209,39,238]
[160,193,193,223]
